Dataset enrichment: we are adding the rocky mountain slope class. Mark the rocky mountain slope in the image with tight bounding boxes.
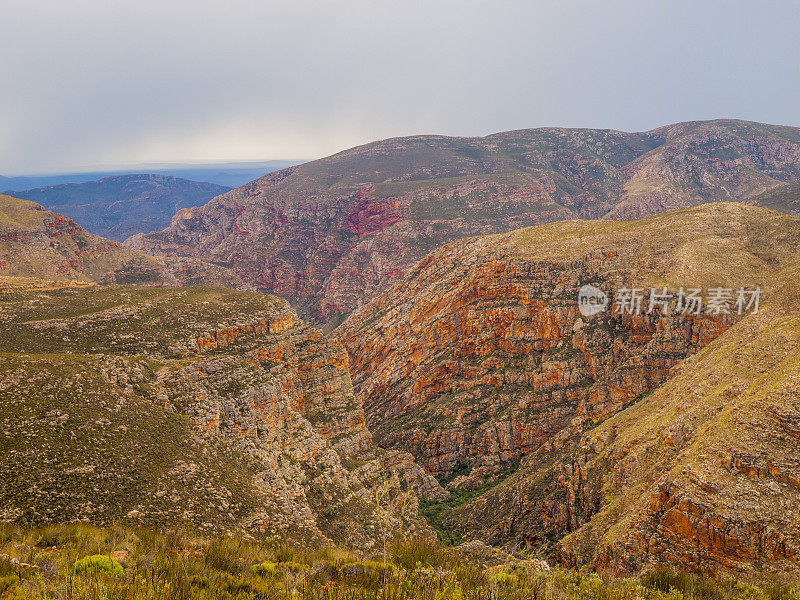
[555,306,800,574]
[9,174,231,241]
[0,285,444,546]
[451,301,800,575]
[0,194,245,289]
[128,120,800,327]
[336,203,800,573]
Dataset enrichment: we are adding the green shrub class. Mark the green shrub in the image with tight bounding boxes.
[434,577,464,600]
[72,554,123,576]
[279,560,306,574]
[0,523,15,545]
[273,540,295,563]
[252,560,279,576]
[763,577,799,600]
[252,559,306,577]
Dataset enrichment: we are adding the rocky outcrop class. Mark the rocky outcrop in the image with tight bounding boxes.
[129,120,800,327]
[609,120,800,219]
[338,245,731,487]
[552,308,800,575]
[338,202,795,486]
[0,285,444,546]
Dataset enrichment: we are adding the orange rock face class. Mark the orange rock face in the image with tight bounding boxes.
[337,239,734,488]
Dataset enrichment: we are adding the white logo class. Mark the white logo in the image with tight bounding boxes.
[578,284,608,317]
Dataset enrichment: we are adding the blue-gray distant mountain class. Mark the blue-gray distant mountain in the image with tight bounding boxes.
[10,174,231,241]
[0,160,299,189]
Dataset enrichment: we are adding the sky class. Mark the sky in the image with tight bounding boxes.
[2,0,800,175]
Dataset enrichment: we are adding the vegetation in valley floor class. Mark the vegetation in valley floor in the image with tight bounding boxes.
[0,522,797,600]
[420,457,522,545]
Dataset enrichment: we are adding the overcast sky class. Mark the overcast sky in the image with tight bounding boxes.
[2,0,799,175]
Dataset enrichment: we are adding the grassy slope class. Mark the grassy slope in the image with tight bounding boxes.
[747,182,800,216]
[491,202,800,286]
[0,286,290,533]
[0,352,265,530]
[0,284,287,356]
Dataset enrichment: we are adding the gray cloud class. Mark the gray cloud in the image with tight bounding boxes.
[2,0,799,174]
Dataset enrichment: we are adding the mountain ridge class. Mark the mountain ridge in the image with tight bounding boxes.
[8,174,231,241]
[128,119,800,328]
[0,193,247,290]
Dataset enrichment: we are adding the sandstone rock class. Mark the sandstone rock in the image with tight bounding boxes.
[338,203,800,574]
[337,238,732,488]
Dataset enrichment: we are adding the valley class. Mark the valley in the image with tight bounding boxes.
[2,120,800,596]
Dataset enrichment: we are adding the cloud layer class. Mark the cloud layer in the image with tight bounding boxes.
[2,0,799,174]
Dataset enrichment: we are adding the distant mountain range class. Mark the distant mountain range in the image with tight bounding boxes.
[0,160,299,189]
[8,174,231,241]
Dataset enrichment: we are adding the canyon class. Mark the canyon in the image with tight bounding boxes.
[0,284,445,546]
[4,123,800,575]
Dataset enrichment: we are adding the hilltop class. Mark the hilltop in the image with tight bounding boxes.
[0,194,245,289]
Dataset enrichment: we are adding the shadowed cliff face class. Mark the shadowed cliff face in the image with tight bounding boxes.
[128,120,800,328]
[0,285,444,547]
[337,203,800,573]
